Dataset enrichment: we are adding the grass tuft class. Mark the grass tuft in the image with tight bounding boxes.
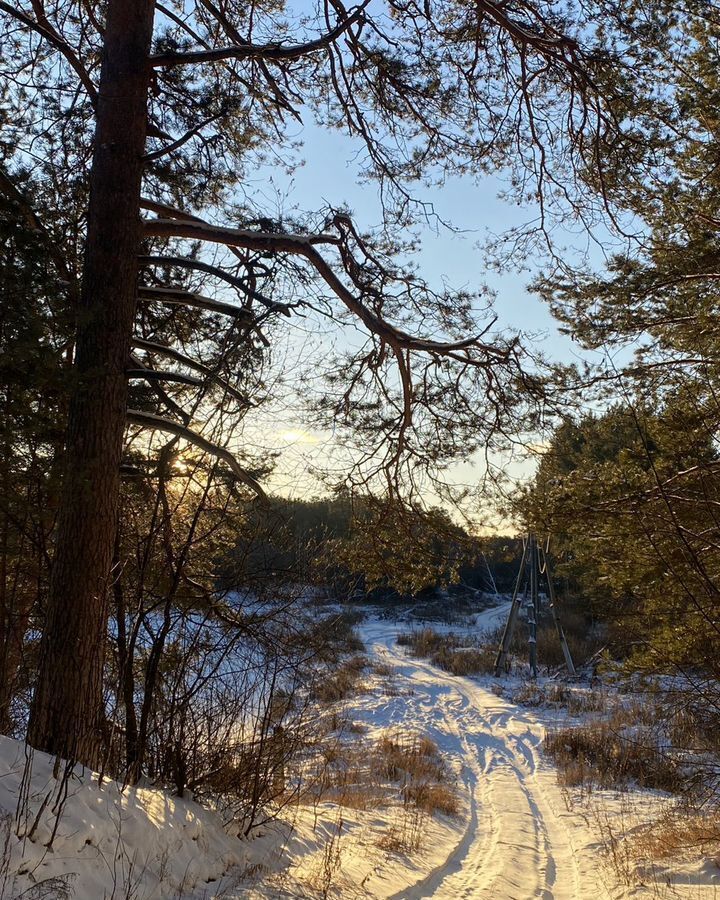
[313,655,368,703]
[544,722,683,793]
[397,628,495,676]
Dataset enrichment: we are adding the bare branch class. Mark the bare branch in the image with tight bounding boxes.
[126,409,266,498]
[137,284,254,320]
[149,2,369,68]
[144,216,497,358]
[131,337,251,405]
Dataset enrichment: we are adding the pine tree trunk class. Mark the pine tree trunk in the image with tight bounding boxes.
[27,0,155,769]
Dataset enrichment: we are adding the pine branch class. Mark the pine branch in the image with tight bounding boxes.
[126,409,266,498]
[131,337,251,405]
[149,2,369,68]
[137,284,254,320]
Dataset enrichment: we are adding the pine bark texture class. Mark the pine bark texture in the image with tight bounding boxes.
[27,0,155,768]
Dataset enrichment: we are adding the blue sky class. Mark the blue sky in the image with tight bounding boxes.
[240,119,611,522]
[250,122,578,351]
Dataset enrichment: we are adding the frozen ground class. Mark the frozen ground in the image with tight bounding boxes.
[0,602,718,898]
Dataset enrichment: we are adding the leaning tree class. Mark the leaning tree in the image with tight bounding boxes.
[1,0,615,766]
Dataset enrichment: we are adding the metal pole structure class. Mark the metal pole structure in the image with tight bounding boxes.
[494,537,529,675]
[539,543,577,676]
[527,534,539,679]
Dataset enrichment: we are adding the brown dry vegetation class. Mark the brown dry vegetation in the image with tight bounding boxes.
[511,681,608,716]
[303,731,459,822]
[631,808,720,860]
[544,722,683,793]
[397,629,495,676]
[404,782,459,817]
[312,656,369,703]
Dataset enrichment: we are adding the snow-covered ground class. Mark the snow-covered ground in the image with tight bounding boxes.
[1,603,718,898]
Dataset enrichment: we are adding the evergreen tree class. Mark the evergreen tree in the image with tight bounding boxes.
[519,398,720,671]
[2,0,616,764]
[0,178,72,733]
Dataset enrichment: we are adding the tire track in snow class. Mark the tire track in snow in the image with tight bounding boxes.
[364,618,602,900]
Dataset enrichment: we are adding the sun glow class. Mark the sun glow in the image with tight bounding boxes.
[278,429,319,444]
[171,457,191,475]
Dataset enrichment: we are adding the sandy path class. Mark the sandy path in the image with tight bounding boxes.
[362,613,606,900]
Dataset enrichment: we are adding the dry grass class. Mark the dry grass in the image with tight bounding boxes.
[377,814,425,854]
[313,656,368,703]
[432,646,496,676]
[304,729,459,824]
[567,690,607,716]
[512,683,547,707]
[403,782,459,817]
[375,733,445,783]
[299,732,458,828]
[308,744,385,812]
[582,801,720,890]
[371,661,394,677]
[330,784,385,811]
[396,628,447,656]
[511,682,607,716]
[377,826,413,854]
[397,628,495,676]
[631,807,720,860]
[375,733,459,818]
[607,700,659,729]
[376,738,459,856]
[544,722,683,793]
[665,702,720,755]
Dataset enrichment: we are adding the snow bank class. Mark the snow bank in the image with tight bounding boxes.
[0,735,246,899]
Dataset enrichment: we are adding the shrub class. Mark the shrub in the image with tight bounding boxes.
[309,612,366,661]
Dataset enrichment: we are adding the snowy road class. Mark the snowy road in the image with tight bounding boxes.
[360,611,606,900]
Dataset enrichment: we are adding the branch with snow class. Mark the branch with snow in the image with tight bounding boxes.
[131,338,251,406]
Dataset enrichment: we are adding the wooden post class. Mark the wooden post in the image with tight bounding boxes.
[527,534,538,679]
[494,537,529,675]
[539,543,577,676]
